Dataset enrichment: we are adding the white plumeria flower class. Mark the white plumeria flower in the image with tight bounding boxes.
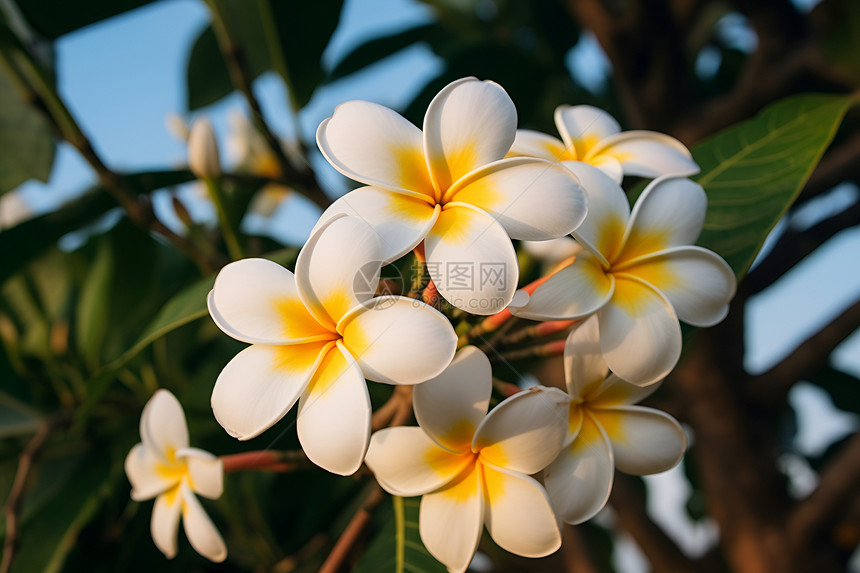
[544,317,687,524]
[365,346,569,572]
[510,163,736,385]
[124,390,227,562]
[509,104,699,183]
[208,214,457,475]
[315,77,587,315]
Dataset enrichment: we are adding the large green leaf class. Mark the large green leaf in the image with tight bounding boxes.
[354,496,445,573]
[12,0,155,39]
[328,24,440,82]
[693,94,854,278]
[0,64,54,195]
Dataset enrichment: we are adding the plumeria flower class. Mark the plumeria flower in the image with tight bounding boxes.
[510,163,736,385]
[315,77,587,315]
[509,104,699,183]
[543,317,687,524]
[124,390,227,562]
[366,346,569,572]
[208,214,457,475]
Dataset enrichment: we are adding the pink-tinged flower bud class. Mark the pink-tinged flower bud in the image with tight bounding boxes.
[188,118,221,179]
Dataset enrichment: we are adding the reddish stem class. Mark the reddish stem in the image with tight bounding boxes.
[220,451,294,473]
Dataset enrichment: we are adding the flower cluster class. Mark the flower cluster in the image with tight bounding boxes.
[126,77,735,569]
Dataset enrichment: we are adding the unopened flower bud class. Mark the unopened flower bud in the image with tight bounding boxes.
[188,118,221,179]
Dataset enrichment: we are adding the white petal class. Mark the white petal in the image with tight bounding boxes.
[509,129,567,161]
[589,130,699,179]
[482,464,561,558]
[295,214,383,328]
[420,464,484,573]
[593,405,686,475]
[446,158,587,240]
[414,346,492,453]
[316,100,436,199]
[297,343,371,476]
[424,204,518,315]
[339,296,456,385]
[617,246,736,327]
[520,237,582,266]
[311,186,439,263]
[424,77,517,191]
[474,385,569,475]
[140,390,189,462]
[598,276,681,386]
[554,105,620,159]
[543,412,614,524]
[616,176,706,264]
[125,443,173,501]
[563,315,609,399]
[209,258,333,345]
[180,484,227,562]
[508,250,614,321]
[366,427,474,496]
[588,154,623,183]
[211,341,330,440]
[563,162,630,263]
[588,374,661,407]
[176,448,223,500]
[151,487,182,559]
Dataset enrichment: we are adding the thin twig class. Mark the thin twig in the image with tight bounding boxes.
[318,485,387,573]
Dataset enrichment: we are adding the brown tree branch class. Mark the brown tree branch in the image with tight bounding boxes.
[789,432,860,544]
[561,525,601,573]
[749,296,860,404]
[742,199,860,295]
[318,485,386,573]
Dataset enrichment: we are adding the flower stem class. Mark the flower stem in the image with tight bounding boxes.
[220,450,309,473]
[204,178,245,261]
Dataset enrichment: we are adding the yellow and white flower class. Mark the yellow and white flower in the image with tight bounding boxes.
[208,214,457,476]
[509,104,699,183]
[124,390,226,562]
[315,77,587,314]
[510,163,736,385]
[366,347,569,572]
[544,317,687,523]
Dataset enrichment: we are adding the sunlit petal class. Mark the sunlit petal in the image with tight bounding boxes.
[295,214,383,328]
[414,346,492,453]
[592,405,687,475]
[543,412,614,524]
[208,258,333,345]
[589,131,699,179]
[311,186,438,263]
[176,448,223,499]
[424,204,518,315]
[316,100,435,198]
[211,341,331,440]
[509,129,567,161]
[447,158,587,240]
[297,343,371,475]
[420,464,484,573]
[482,464,561,558]
[474,385,569,475]
[563,315,608,398]
[554,105,620,159]
[563,162,630,263]
[424,77,517,191]
[180,484,227,562]
[598,276,681,386]
[619,246,736,327]
[140,389,189,462]
[588,154,623,183]
[617,176,706,264]
[366,427,474,496]
[151,487,182,559]
[508,250,614,321]
[126,443,172,501]
[339,296,456,386]
[588,374,661,407]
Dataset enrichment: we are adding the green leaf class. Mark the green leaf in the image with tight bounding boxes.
[12,0,155,39]
[693,94,854,278]
[0,391,41,438]
[0,64,54,195]
[355,496,445,573]
[807,365,860,415]
[328,24,438,82]
[75,237,114,369]
[0,170,194,285]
